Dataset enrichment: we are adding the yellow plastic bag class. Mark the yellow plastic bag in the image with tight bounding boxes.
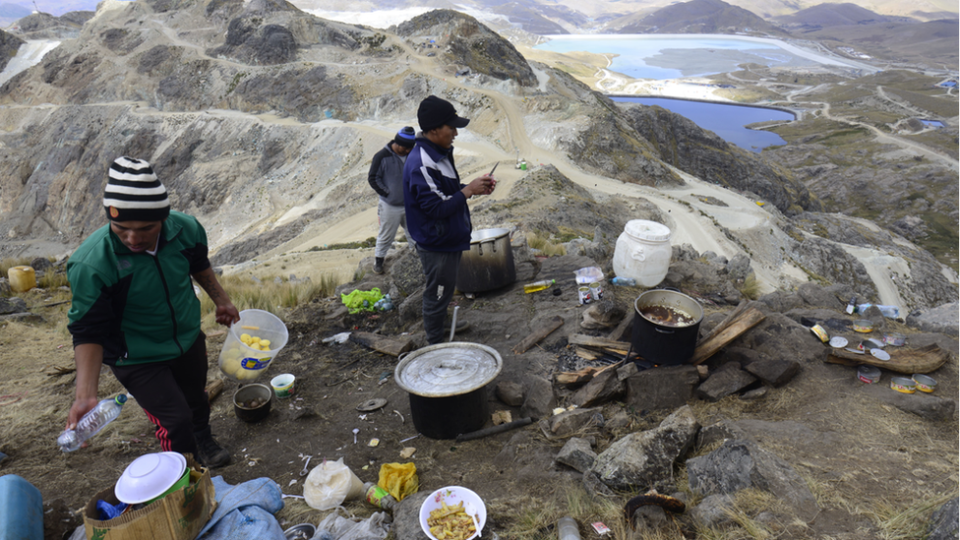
[378,462,418,502]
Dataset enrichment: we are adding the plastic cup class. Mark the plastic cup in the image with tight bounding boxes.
[271,374,296,398]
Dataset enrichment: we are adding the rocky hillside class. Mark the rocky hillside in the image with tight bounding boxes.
[395,9,539,87]
[604,0,789,35]
[0,29,23,71]
[9,10,90,39]
[619,102,821,216]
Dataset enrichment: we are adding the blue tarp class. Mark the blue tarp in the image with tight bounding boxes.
[197,476,286,540]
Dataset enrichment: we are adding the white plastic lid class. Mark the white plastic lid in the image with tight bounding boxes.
[624,220,671,242]
[395,343,502,398]
[115,452,187,504]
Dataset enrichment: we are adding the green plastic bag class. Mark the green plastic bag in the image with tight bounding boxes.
[341,288,384,314]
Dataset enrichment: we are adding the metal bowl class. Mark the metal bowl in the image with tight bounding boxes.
[233,383,272,423]
[284,524,316,540]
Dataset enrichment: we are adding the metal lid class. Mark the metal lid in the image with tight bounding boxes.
[470,228,511,244]
[395,342,502,398]
[623,220,671,242]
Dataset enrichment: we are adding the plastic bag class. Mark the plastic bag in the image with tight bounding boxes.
[378,462,418,502]
[313,508,391,540]
[340,288,385,314]
[303,458,366,511]
[574,266,604,285]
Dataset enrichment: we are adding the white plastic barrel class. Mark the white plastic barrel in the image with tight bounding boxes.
[7,266,36,292]
[612,220,672,287]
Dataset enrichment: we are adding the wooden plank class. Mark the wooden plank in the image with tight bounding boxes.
[350,331,414,357]
[575,346,599,360]
[556,360,624,386]
[825,343,949,374]
[698,300,749,345]
[608,310,636,342]
[206,379,225,404]
[568,334,633,351]
[688,308,765,365]
[513,315,564,354]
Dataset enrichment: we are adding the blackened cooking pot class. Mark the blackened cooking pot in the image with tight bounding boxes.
[456,228,516,293]
[394,342,503,439]
[632,289,703,366]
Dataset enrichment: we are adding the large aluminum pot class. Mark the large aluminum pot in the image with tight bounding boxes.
[395,342,502,439]
[632,289,703,366]
[456,228,516,293]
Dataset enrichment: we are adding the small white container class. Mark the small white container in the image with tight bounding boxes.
[612,220,672,288]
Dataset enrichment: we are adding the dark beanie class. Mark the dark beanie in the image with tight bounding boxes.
[394,126,416,148]
[103,157,171,222]
[417,95,470,133]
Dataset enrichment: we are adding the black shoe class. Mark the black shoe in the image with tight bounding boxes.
[194,427,231,468]
[443,319,470,334]
[374,257,385,274]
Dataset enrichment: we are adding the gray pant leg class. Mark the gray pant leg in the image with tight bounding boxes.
[375,200,406,258]
[417,247,461,344]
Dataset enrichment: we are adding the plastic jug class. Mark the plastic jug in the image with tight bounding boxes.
[7,266,36,293]
[0,474,43,540]
[612,220,672,287]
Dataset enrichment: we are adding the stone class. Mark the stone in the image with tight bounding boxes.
[520,374,556,420]
[725,253,752,281]
[0,297,28,315]
[734,313,824,365]
[590,405,700,490]
[496,380,524,407]
[570,369,624,407]
[757,290,805,313]
[686,439,820,522]
[740,386,768,400]
[538,407,602,439]
[0,313,43,323]
[718,346,764,368]
[744,359,800,387]
[617,362,638,381]
[907,302,959,336]
[580,300,625,329]
[630,505,667,532]
[582,470,617,499]
[625,365,700,411]
[796,282,843,309]
[556,437,597,473]
[0,279,10,296]
[604,410,632,431]
[29,257,53,271]
[392,490,430,540]
[696,367,758,402]
[688,494,736,527]
[927,497,959,540]
[863,384,956,421]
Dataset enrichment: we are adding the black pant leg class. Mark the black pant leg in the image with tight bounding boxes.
[417,247,461,344]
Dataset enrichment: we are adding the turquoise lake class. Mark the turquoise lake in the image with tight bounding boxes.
[613,97,793,152]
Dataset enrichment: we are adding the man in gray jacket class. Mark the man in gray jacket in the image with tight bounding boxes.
[368,126,416,273]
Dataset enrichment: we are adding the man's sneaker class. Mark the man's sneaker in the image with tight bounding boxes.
[374,257,385,274]
[194,427,231,468]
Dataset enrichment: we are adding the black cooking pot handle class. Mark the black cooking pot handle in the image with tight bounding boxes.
[654,327,676,334]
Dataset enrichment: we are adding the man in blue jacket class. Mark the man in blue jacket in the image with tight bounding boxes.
[403,96,496,344]
[368,126,416,274]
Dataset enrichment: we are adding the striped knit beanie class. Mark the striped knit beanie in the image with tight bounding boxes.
[394,126,416,148]
[103,157,170,222]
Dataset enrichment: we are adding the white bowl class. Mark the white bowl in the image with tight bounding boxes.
[419,486,486,540]
[115,452,187,504]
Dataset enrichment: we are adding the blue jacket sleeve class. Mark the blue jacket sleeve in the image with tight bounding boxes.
[406,163,467,219]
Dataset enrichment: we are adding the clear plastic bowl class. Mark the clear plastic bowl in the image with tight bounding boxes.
[218,309,289,382]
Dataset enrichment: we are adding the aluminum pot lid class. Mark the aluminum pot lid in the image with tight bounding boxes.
[470,228,511,244]
[624,220,671,242]
[395,342,502,397]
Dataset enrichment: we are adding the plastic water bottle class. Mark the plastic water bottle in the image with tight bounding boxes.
[610,276,636,286]
[558,516,581,540]
[57,394,128,452]
[523,279,555,293]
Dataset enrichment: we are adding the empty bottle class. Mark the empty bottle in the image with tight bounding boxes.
[363,482,397,510]
[57,394,128,452]
[610,276,636,287]
[845,297,857,315]
[558,516,581,540]
[523,279,555,293]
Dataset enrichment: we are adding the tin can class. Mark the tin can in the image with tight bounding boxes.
[912,374,936,393]
[890,377,916,394]
[589,282,603,301]
[578,287,592,305]
[883,332,905,346]
[857,365,881,384]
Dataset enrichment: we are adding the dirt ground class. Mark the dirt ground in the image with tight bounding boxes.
[0,253,958,540]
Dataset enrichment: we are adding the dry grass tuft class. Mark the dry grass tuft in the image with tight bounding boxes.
[526,233,566,257]
[870,490,959,540]
[198,274,337,328]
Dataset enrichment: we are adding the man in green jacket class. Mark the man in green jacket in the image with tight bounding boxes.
[66,156,239,467]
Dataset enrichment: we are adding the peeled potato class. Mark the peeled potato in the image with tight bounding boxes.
[221,356,242,376]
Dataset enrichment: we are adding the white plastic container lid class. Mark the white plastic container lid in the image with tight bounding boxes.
[624,220,671,242]
[115,452,187,504]
[395,343,502,398]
